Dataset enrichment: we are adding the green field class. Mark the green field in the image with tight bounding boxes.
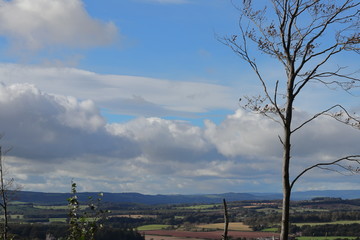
[177,204,220,210]
[196,222,252,231]
[137,225,171,231]
[34,205,88,210]
[296,237,358,240]
[261,227,278,232]
[49,218,67,223]
[294,220,360,227]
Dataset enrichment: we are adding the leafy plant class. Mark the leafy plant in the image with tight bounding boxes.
[67,182,108,240]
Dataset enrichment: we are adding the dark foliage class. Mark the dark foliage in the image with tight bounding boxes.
[8,224,145,240]
[300,223,360,236]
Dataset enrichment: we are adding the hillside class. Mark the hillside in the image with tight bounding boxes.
[13,189,360,205]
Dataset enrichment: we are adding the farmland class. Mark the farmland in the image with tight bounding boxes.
[196,222,252,231]
[141,230,279,239]
[297,238,358,240]
[294,220,360,227]
[2,196,360,239]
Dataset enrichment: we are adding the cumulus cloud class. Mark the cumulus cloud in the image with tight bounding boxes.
[0,82,139,160]
[0,0,118,51]
[204,110,282,159]
[0,83,268,193]
[1,82,360,194]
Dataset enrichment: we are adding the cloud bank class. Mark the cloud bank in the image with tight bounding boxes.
[1,82,360,194]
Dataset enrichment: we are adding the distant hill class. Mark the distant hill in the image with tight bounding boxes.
[292,190,360,200]
[12,190,360,205]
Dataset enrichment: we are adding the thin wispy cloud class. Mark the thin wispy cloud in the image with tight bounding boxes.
[0,64,237,117]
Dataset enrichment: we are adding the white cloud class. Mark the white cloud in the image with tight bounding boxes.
[0,64,237,116]
[0,0,118,51]
[204,109,283,158]
[0,82,139,160]
[1,82,359,194]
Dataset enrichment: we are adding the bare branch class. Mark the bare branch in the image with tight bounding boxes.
[290,155,360,190]
[291,104,359,133]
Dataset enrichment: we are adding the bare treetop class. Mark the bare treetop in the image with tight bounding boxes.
[223,0,359,127]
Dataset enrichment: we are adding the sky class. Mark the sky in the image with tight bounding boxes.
[0,0,359,194]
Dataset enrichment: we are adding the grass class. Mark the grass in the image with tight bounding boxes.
[9,201,29,205]
[137,225,171,231]
[49,218,67,223]
[297,237,358,240]
[196,222,252,231]
[49,217,98,223]
[294,220,360,227]
[34,205,88,210]
[34,205,68,210]
[261,227,278,232]
[177,204,220,210]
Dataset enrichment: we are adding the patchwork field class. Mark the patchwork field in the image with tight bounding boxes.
[177,204,220,210]
[141,230,279,239]
[297,237,357,240]
[137,225,171,231]
[196,222,252,231]
[34,205,88,210]
[294,220,360,227]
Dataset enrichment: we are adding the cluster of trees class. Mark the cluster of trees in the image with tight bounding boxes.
[291,211,360,223]
[7,224,144,240]
[299,223,360,236]
[0,179,145,240]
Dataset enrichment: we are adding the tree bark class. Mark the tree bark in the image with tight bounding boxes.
[280,81,294,240]
[0,146,8,240]
[222,198,229,240]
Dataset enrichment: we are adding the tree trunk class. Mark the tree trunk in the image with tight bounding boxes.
[280,123,292,240]
[280,84,294,240]
[0,146,8,240]
[222,198,229,240]
[280,177,291,240]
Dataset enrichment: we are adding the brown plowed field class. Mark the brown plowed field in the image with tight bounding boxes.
[142,230,279,239]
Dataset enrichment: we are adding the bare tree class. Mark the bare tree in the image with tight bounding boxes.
[222,1,360,239]
[0,146,21,240]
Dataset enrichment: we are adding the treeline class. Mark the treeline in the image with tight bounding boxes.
[106,211,225,228]
[243,213,281,231]
[8,223,144,240]
[298,223,360,236]
[234,208,360,235]
[290,211,360,223]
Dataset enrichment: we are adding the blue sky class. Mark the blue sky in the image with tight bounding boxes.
[0,0,359,194]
